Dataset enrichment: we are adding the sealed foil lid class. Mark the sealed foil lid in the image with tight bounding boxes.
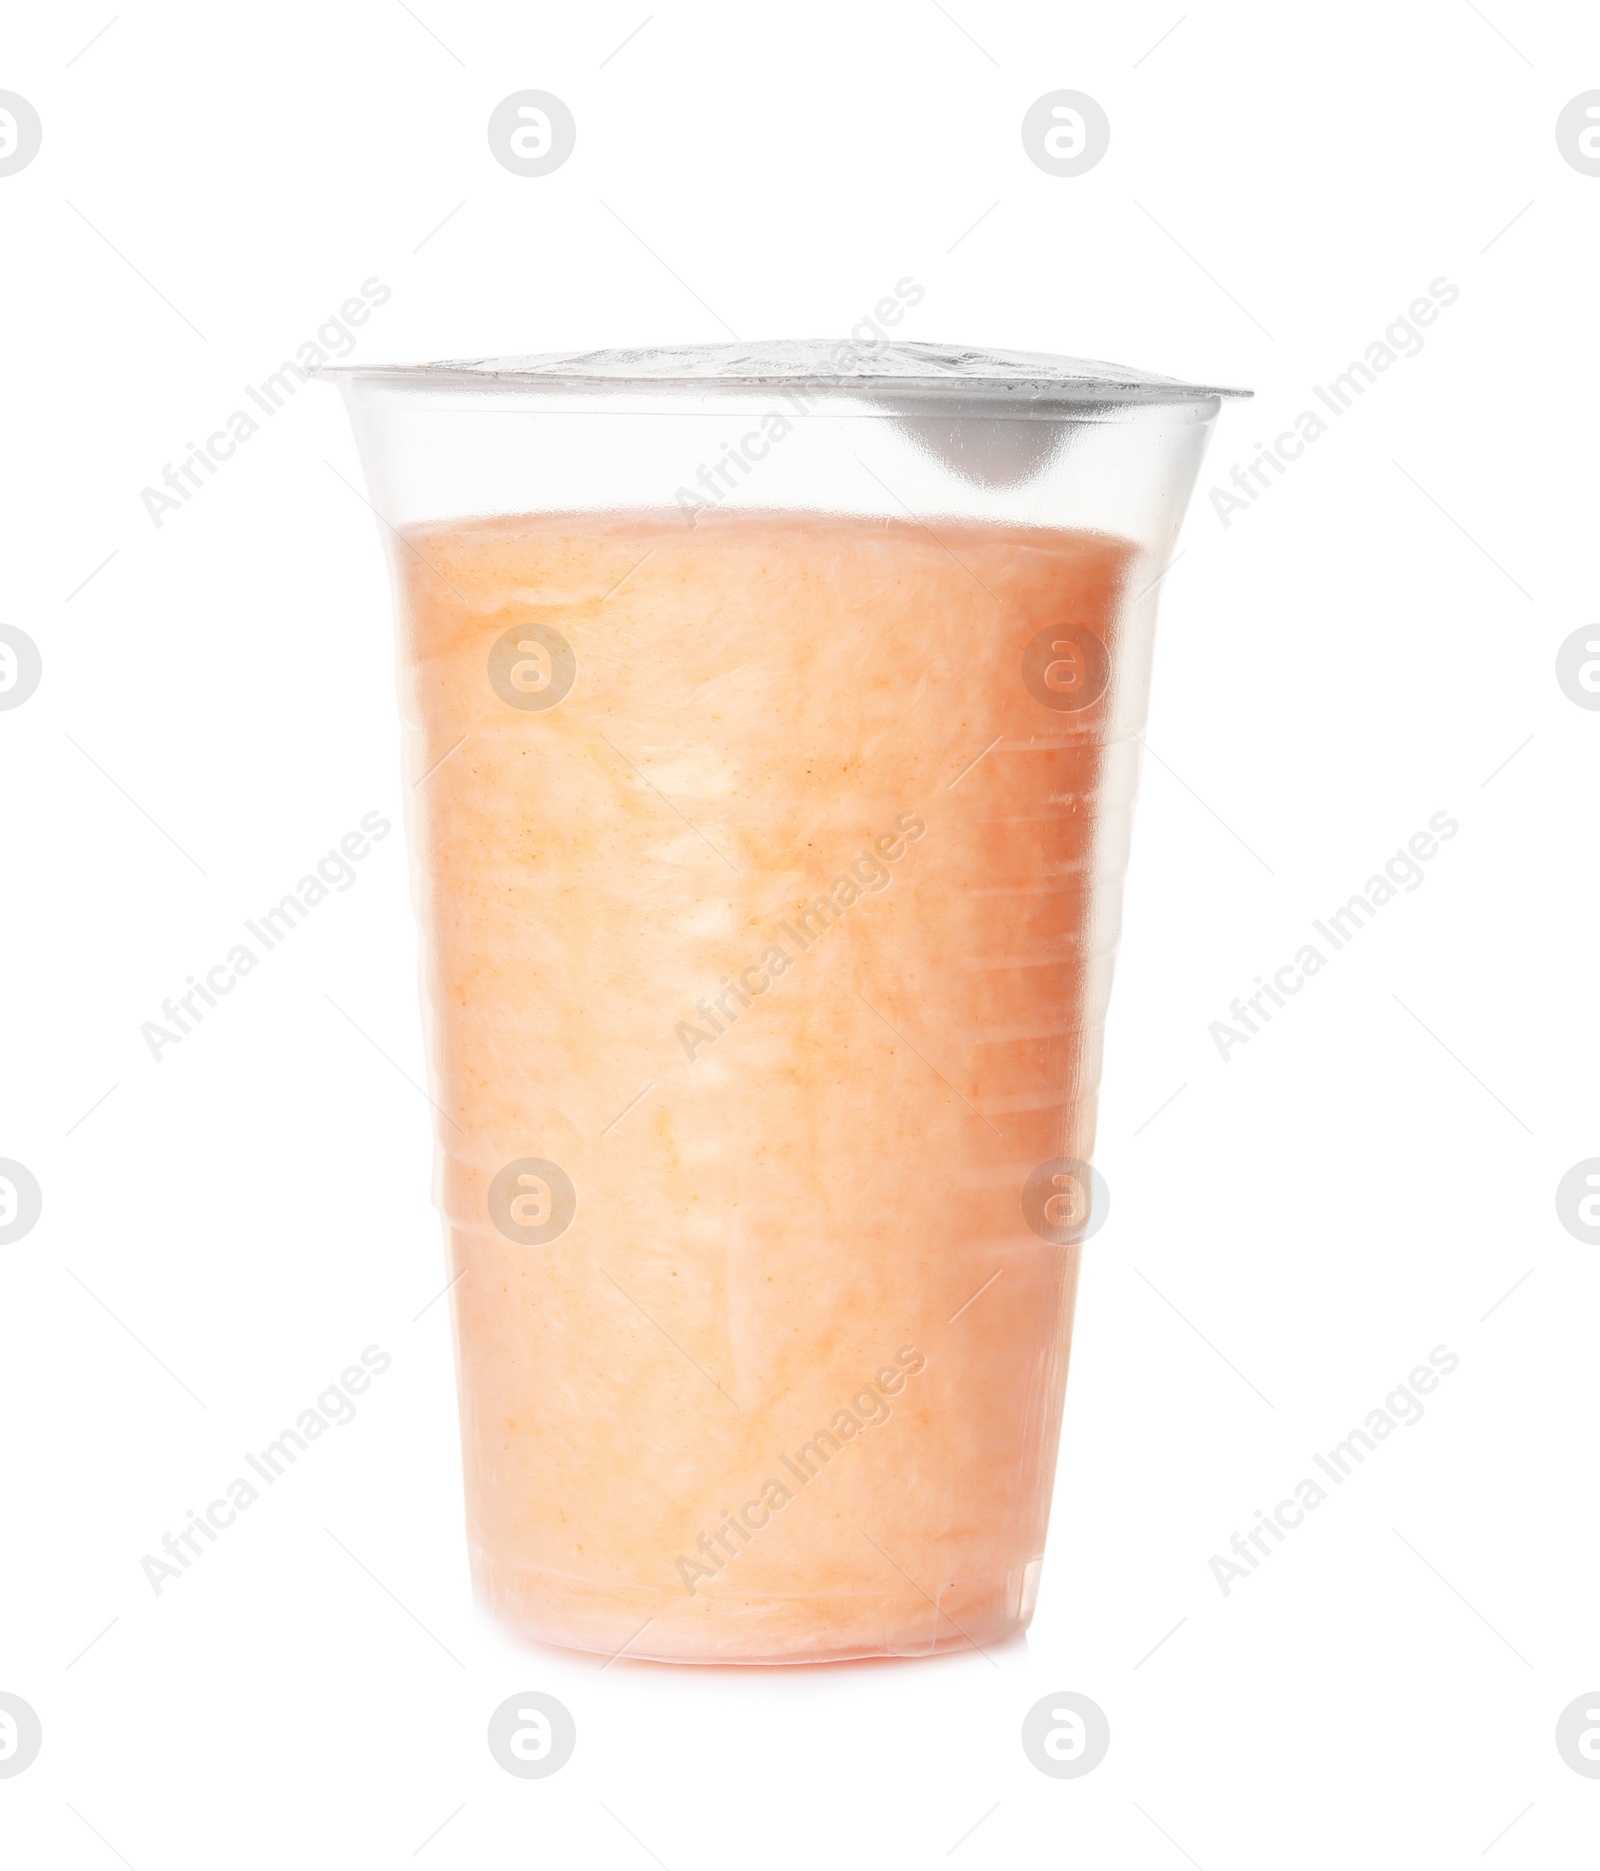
[321,338,1251,409]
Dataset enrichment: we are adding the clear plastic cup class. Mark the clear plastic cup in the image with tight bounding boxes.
[327,342,1247,1664]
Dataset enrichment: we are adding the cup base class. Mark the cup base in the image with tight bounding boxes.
[473,1549,1043,1666]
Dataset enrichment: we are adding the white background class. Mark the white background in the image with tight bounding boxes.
[2,2,1596,1864]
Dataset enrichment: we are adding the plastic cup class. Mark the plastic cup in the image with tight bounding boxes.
[327,342,1247,1664]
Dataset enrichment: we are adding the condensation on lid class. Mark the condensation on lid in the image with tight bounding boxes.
[320,339,1251,406]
